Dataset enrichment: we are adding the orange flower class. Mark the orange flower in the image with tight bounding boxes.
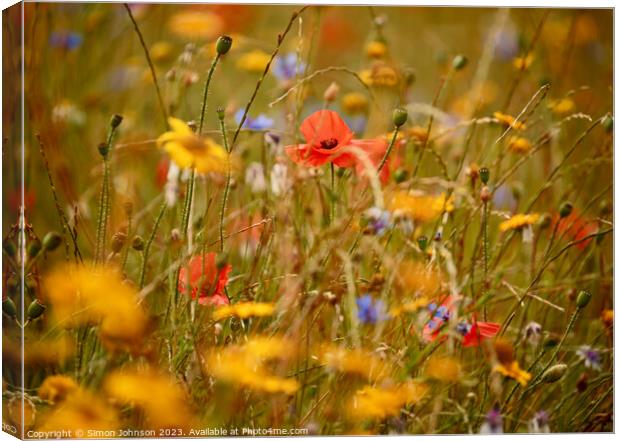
[178,253,231,306]
[285,110,390,182]
[552,210,598,250]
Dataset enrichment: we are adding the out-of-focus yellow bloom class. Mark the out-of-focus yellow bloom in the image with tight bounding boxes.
[157,117,229,174]
[168,10,224,40]
[360,63,399,87]
[513,53,534,70]
[391,297,430,316]
[341,92,369,115]
[395,261,442,297]
[37,390,119,435]
[213,302,275,321]
[104,368,195,430]
[317,344,389,380]
[493,112,526,130]
[39,375,79,404]
[492,339,531,386]
[150,41,175,63]
[42,263,150,354]
[425,356,461,382]
[348,381,428,420]
[548,97,576,115]
[205,336,299,395]
[499,213,540,232]
[387,191,454,223]
[507,136,533,154]
[236,49,270,73]
[601,309,613,328]
[407,126,429,144]
[366,40,387,58]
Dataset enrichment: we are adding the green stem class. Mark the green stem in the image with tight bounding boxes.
[139,201,167,289]
[330,163,335,224]
[377,127,399,173]
[219,117,231,252]
[198,54,221,135]
[482,200,489,320]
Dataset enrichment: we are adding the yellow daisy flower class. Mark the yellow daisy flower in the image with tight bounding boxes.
[348,381,428,420]
[236,49,270,73]
[548,97,576,115]
[157,117,228,174]
[493,111,526,130]
[387,191,454,223]
[213,302,275,321]
[341,92,369,114]
[492,339,532,386]
[366,40,388,58]
[38,375,79,404]
[513,53,534,71]
[499,213,540,232]
[318,344,389,380]
[507,136,533,154]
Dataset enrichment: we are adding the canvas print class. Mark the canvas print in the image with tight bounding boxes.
[1,2,614,438]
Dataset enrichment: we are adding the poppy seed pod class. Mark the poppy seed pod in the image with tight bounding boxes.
[601,114,613,132]
[541,363,567,383]
[392,107,408,128]
[576,290,592,309]
[538,213,552,230]
[42,231,62,252]
[393,168,408,183]
[479,167,490,184]
[2,296,17,319]
[98,141,109,158]
[480,186,491,203]
[216,107,226,121]
[216,35,233,55]
[452,54,468,70]
[132,235,145,251]
[543,334,560,350]
[559,201,573,218]
[417,235,428,251]
[27,239,42,259]
[110,114,123,129]
[111,232,127,253]
[27,299,47,321]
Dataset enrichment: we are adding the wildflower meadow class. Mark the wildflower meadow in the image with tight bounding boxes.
[1,2,614,437]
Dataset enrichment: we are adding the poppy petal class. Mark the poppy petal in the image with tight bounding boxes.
[300,110,353,147]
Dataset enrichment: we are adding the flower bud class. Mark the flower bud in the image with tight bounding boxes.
[479,167,490,184]
[27,299,46,321]
[392,107,408,128]
[323,82,340,103]
[559,201,573,218]
[2,296,17,319]
[452,54,468,71]
[543,333,560,350]
[3,238,16,258]
[480,186,491,203]
[132,235,145,251]
[27,239,42,259]
[42,232,62,252]
[98,142,109,158]
[111,232,127,253]
[216,35,233,55]
[576,290,592,309]
[541,363,567,383]
[417,235,428,251]
[110,114,123,129]
[576,372,588,392]
[217,107,225,121]
[601,114,613,133]
[393,168,408,183]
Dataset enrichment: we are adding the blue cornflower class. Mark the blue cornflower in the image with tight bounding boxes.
[50,31,83,50]
[576,345,602,371]
[272,53,306,82]
[364,207,392,236]
[480,407,503,434]
[235,109,274,130]
[456,321,472,336]
[356,294,386,325]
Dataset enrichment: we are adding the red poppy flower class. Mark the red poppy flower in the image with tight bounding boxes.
[552,210,598,250]
[422,295,500,347]
[285,110,391,182]
[178,253,231,306]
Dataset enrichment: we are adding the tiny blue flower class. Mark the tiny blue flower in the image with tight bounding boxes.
[272,53,306,82]
[364,207,392,236]
[576,345,602,371]
[434,305,450,321]
[356,294,386,325]
[235,109,274,130]
[50,31,83,50]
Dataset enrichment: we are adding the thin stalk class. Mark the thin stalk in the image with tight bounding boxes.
[218,116,232,252]
[377,126,399,172]
[139,201,167,289]
[482,199,489,320]
[198,54,221,135]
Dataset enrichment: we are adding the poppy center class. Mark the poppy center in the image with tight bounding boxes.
[319,138,339,149]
